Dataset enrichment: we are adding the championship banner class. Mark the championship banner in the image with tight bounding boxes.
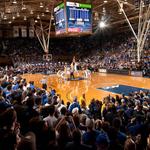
[13,26,19,37]
[21,26,27,37]
[29,27,34,37]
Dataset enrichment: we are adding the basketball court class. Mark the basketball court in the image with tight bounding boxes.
[22,73,150,104]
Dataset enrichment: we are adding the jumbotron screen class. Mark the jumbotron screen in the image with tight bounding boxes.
[54,3,66,35]
[66,2,92,33]
[54,2,92,35]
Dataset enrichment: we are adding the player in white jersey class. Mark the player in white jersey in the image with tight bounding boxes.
[84,68,91,79]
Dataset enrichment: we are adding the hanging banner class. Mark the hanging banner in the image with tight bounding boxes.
[13,26,19,37]
[21,26,27,37]
[29,27,34,37]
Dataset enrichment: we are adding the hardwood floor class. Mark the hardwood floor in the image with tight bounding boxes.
[22,73,150,104]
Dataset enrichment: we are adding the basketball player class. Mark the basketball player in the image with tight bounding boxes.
[70,56,76,79]
[70,67,75,79]
[64,65,67,75]
[84,67,91,79]
[72,56,78,72]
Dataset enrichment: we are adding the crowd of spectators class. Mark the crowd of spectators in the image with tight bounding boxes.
[0,33,149,76]
[0,71,150,150]
[82,34,150,76]
[0,31,150,150]
[0,37,96,66]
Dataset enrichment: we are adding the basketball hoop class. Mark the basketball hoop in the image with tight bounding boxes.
[43,53,52,61]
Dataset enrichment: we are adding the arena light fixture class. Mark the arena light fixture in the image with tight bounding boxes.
[30,10,33,15]
[118,11,122,14]
[102,7,106,14]
[104,0,108,3]
[22,4,26,10]
[7,8,11,13]
[124,0,127,4]
[37,15,40,19]
[99,21,106,28]
[118,8,122,14]
[45,7,50,13]
[3,15,7,20]
[142,3,145,7]
[16,12,20,17]
[8,21,12,24]
[24,16,27,20]
[51,15,54,20]
[41,13,45,17]
[35,19,38,23]
[12,0,17,4]
[12,16,15,20]
[94,12,99,21]
[40,2,44,8]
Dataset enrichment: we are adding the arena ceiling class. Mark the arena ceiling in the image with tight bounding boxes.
[0,0,149,34]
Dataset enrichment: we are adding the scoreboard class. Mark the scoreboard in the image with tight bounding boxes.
[66,2,92,33]
[54,3,66,35]
[54,2,92,35]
